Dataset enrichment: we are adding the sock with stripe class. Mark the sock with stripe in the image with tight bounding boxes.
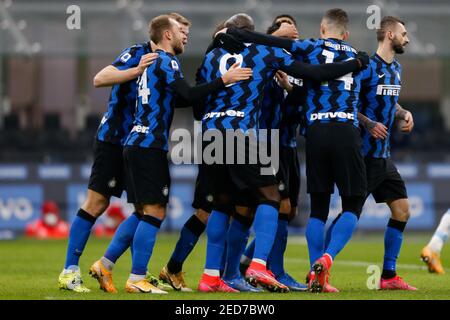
[382,218,407,279]
[104,212,141,266]
[203,210,229,279]
[130,215,162,276]
[64,209,97,269]
[242,238,255,266]
[306,217,325,268]
[324,213,342,251]
[267,214,289,277]
[325,211,358,260]
[167,214,206,274]
[251,203,279,266]
[223,214,252,280]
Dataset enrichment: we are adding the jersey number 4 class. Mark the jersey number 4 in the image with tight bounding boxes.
[138,68,150,104]
[322,49,354,90]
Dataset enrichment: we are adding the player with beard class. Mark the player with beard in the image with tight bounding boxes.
[335,16,417,290]
[122,15,252,294]
[196,13,368,292]
[58,23,158,293]
[85,13,196,294]
[157,20,251,292]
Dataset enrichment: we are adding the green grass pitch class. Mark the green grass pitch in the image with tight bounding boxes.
[0,233,449,300]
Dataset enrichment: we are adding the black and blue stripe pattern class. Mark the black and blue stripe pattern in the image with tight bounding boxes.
[125,50,183,151]
[360,54,402,158]
[96,42,152,146]
[198,44,295,132]
[291,38,363,128]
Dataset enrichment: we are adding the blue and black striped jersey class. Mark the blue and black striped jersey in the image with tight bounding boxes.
[125,50,183,151]
[97,42,152,146]
[259,79,284,131]
[290,38,363,127]
[198,44,296,132]
[281,85,305,148]
[260,76,304,148]
[359,54,402,158]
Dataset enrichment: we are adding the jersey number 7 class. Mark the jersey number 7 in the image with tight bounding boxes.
[322,49,354,90]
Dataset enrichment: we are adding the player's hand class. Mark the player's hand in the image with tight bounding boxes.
[356,51,370,69]
[136,53,159,75]
[214,28,228,38]
[272,23,298,39]
[221,62,253,85]
[400,110,414,133]
[214,33,246,54]
[275,71,293,92]
[367,121,388,139]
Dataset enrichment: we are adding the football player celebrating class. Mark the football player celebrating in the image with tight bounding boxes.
[58,28,158,293]
[332,16,417,290]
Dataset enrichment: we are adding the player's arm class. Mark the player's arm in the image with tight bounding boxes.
[169,62,252,103]
[279,51,369,82]
[395,103,414,133]
[271,23,299,39]
[191,66,208,120]
[275,71,293,93]
[205,33,246,54]
[93,52,158,87]
[225,27,295,52]
[357,112,388,139]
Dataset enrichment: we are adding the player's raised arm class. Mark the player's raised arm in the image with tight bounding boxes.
[226,27,294,52]
[93,52,158,87]
[279,51,369,83]
[169,62,252,103]
[205,33,246,54]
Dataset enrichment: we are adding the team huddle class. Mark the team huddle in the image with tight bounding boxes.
[58,8,421,294]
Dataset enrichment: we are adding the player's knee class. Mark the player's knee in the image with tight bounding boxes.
[213,203,235,217]
[258,184,281,207]
[341,195,365,219]
[310,193,331,223]
[236,206,254,218]
[194,209,210,224]
[143,204,166,220]
[82,191,110,217]
[134,204,144,216]
[389,198,410,222]
[279,198,291,215]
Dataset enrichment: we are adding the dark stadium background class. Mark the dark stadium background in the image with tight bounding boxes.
[0,0,449,238]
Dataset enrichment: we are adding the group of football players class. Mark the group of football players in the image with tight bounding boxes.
[57,7,428,295]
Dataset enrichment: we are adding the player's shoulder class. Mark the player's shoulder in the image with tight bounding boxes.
[392,58,402,69]
[157,51,181,71]
[368,55,380,68]
[297,38,318,47]
[123,42,151,55]
[259,44,292,57]
[116,42,151,63]
[205,46,227,58]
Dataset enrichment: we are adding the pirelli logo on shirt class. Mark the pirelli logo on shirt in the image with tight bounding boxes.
[376,84,401,96]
